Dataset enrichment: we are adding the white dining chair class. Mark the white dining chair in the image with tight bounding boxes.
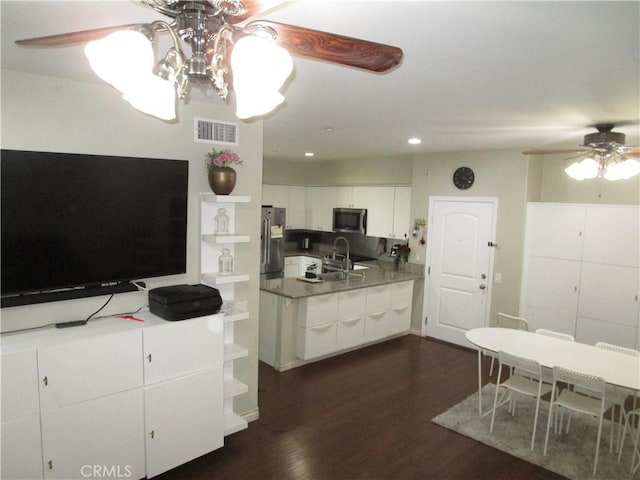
[617,408,640,474]
[487,313,529,376]
[543,366,613,476]
[535,328,575,342]
[490,351,552,450]
[595,342,640,452]
[533,328,575,386]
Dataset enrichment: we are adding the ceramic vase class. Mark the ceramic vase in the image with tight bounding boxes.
[208,167,236,195]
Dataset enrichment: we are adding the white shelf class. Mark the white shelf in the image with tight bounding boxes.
[224,307,250,323]
[202,193,251,204]
[224,412,248,436]
[224,343,249,362]
[202,233,250,244]
[224,378,249,399]
[202,272,250,285]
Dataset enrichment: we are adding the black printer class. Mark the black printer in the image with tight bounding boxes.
[149,284,222,321]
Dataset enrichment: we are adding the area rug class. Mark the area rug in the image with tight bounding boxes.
[431,384,639,480]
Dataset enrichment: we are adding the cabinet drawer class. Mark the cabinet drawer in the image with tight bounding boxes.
[366,285,391,314]
[390,281,413,309]
[298,293,339,327]
[337,317,365,351]
[143,315,223,385]
[296,323,337,360]
[364,312,389,343]
[285,256,301,266]
[39,329,143,410]
[338,289,366,320]
[388,305,411,336]
[1,348,39,422]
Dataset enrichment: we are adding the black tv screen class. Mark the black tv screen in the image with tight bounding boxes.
[1,150,188,305]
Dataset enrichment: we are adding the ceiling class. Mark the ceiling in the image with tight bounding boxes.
[2,1,639,162]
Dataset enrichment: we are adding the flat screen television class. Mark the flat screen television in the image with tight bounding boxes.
[1,150,189,307]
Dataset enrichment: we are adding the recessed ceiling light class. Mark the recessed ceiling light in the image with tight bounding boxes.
[408,137,422,145]
[305,152,314,157]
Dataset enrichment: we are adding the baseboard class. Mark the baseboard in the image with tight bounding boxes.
[241,407,259,423]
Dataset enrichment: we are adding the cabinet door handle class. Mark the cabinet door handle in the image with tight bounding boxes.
[149,430,155,439]
[48,460,53,470]
[147,353,152,363]
[42,376,48,386]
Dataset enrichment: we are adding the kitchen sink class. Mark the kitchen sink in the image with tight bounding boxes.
[317,271,348,281]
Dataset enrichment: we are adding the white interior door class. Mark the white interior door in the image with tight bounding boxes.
[423,197,497,347]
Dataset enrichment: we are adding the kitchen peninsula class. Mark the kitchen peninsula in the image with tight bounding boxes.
[260,261,422,371]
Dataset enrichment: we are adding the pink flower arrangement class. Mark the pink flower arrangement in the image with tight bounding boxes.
[205,148,243,170]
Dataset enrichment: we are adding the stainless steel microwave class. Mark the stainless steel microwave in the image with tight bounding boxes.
[333,208,367,234]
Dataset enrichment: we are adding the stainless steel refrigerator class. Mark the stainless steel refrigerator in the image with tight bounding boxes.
[261,206,286,279]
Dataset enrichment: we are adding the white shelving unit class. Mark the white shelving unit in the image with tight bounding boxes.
[200,193,251,436]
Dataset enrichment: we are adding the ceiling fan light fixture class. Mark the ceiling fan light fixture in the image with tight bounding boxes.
[122,74,176,121]
[231,34,293,119]
[565,157,599,180]
[84,30,155,93]
[603,158,640,181]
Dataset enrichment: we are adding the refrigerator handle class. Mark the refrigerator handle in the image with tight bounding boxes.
[266,218,272,264]
[262,218,268,266]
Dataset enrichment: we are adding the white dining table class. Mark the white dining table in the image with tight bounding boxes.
[466,327,640,416]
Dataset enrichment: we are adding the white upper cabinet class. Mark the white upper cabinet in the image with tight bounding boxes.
[306,186,337,231]
[526,203,586,260]
[391,186,411,240]
[583,205,639,267]
[366,187,395,238]
[288,186,307,229]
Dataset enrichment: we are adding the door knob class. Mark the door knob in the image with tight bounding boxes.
[479,284,486,290]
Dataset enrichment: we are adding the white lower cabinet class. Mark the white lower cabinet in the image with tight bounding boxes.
[144,368,223,478]
[2,415,42,480]
[0,314,225,480]
[296,281,413,360]
[41,389,145,480]
[296,322,338,360]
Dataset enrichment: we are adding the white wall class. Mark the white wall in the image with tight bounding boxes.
[1,69,263,415]
[263,156,412,185]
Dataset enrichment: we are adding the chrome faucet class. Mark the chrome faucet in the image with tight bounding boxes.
[332,236,350,267]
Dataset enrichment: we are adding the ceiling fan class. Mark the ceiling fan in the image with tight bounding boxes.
[15,0,403,120]
[522,123,640,181]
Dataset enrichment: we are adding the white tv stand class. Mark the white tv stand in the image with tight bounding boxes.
[1,312,225,479]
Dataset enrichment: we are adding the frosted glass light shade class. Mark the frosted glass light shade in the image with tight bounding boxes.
[85,30,155,93]
[231,35,293,119]
[603,159,640,181]
[565,158,599,180]
[122,74,176,121]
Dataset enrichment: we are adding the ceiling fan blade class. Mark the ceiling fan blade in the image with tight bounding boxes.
[522,148,590,155]
[15,24,139,47]
[621,146,640,157]
[247,20,403,73]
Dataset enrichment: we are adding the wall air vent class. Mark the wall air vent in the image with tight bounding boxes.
[194,118,239,146]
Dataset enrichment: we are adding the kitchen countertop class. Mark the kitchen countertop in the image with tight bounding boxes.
[260,261,423,299]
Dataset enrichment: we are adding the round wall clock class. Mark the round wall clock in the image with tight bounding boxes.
[453,166,475,190]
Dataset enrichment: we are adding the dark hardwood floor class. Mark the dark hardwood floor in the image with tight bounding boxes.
[156,335,566,480]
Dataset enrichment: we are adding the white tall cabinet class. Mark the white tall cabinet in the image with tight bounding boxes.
[520,203,640,348]
[200,193,251,435]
